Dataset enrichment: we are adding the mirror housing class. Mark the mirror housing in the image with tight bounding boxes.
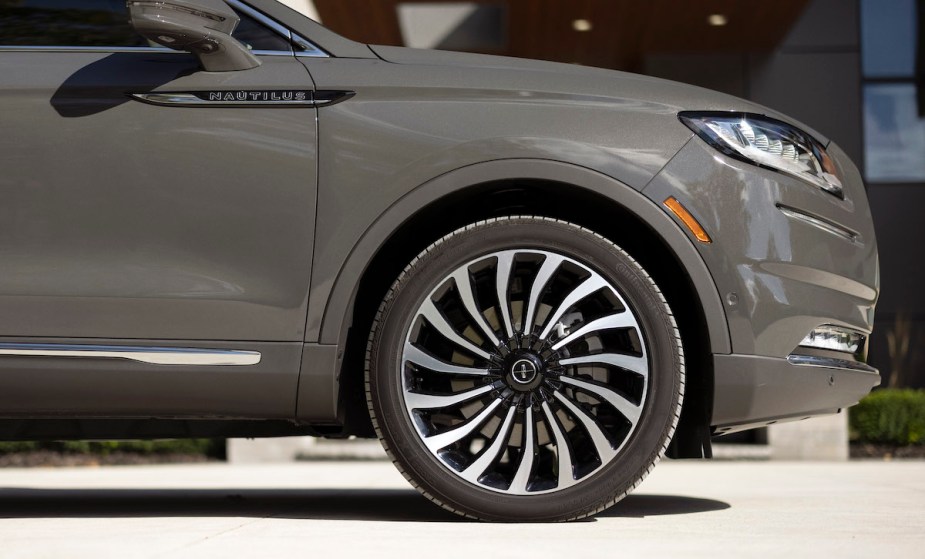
[128,0,261,72]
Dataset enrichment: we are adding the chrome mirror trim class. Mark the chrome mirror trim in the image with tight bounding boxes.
[0,343,261,366]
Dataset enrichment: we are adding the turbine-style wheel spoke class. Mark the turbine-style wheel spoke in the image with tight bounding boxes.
[401,248,649,496]
[538,275,610,341]
[460,405,517,483]
[508,406,536,493]
[495,251,516,339]
[523,254,565,337]
[558,352,648,377]
[405,383,496,411]
[452,268,501,347]
[551,312,639,351]
[419,299,492,360]
[423,398,503,451]
[404,343,492,376]
[542,401,576,490]
[559,375,642,425]
[554,391,616,463]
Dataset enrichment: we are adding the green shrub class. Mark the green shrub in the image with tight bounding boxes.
[849,389,925,446]
[0,439,225,458]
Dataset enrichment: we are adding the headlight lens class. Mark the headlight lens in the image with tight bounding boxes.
[679,111,843,198]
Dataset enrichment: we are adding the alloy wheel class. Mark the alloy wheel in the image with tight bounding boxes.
[400,249,649,495]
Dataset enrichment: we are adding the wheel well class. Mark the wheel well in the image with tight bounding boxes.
[338,179,713,457]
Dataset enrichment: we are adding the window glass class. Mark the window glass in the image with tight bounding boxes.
[860,0,918,78]
[0,0,292,51]
[864,84,925,182]
[234,12,292,51]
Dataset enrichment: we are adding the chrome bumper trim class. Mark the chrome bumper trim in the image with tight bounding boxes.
[0,343,260,366]
[777,205,859,243]
[786,354,877,374]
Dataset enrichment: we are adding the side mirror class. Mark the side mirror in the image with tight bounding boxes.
[127,0,261,72]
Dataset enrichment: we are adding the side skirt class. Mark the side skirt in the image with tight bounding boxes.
[0,338,302,419]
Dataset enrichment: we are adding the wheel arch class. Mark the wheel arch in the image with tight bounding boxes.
[319,160,727,455]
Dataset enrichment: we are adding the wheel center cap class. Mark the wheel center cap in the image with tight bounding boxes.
[504,352,544,391]
[510,359,538,385]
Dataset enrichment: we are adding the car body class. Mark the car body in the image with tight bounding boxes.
[0,0,879,520]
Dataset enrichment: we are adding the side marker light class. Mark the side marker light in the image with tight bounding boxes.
[664,197,712,243]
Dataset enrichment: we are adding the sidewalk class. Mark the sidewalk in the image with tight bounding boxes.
[0,460,922,558]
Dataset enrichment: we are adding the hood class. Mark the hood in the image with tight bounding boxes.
[368,45,829,145]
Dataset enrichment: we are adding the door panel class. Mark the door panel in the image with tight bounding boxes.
[0,51,317,342]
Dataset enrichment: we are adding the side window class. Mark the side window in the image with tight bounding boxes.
[0,0,292,52]
[233,12,292,52]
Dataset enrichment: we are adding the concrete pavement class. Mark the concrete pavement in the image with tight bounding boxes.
[0,459,922,558]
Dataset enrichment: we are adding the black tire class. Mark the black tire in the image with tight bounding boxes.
[366,216,684,521]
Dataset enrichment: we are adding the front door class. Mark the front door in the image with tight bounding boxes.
[0,0,319,416]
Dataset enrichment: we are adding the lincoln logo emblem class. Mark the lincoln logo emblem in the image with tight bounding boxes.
[511,359,538,384]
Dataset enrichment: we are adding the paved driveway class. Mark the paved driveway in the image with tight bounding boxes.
[0,460,921,558]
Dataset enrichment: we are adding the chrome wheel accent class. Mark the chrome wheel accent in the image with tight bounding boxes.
[400,249,649,495]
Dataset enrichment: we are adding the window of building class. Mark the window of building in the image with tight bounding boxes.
[861,0,924,183]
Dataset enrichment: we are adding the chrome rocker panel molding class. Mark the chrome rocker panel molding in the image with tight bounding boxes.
[0,343,261,366]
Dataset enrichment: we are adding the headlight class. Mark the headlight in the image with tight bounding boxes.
[679,111,843,198]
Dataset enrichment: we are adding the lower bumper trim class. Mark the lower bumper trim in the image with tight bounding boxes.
[787,354,877,374]
[712,353,880,434]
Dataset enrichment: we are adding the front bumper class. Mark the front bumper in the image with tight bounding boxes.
[712,353,880,434]
[644,132,880,432]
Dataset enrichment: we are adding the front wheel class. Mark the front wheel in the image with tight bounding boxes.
[366,217,684,521]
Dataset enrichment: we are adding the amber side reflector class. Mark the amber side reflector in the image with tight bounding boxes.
[664,197,712,243]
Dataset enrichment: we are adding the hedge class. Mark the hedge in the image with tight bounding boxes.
[849,389,925,446]
[0,439,225,457]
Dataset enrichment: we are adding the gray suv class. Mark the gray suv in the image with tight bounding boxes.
[0,0,880,521]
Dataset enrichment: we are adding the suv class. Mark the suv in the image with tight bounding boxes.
[0,0,879,521]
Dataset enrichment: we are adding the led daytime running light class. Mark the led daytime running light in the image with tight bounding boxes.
[799,325,865,355]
